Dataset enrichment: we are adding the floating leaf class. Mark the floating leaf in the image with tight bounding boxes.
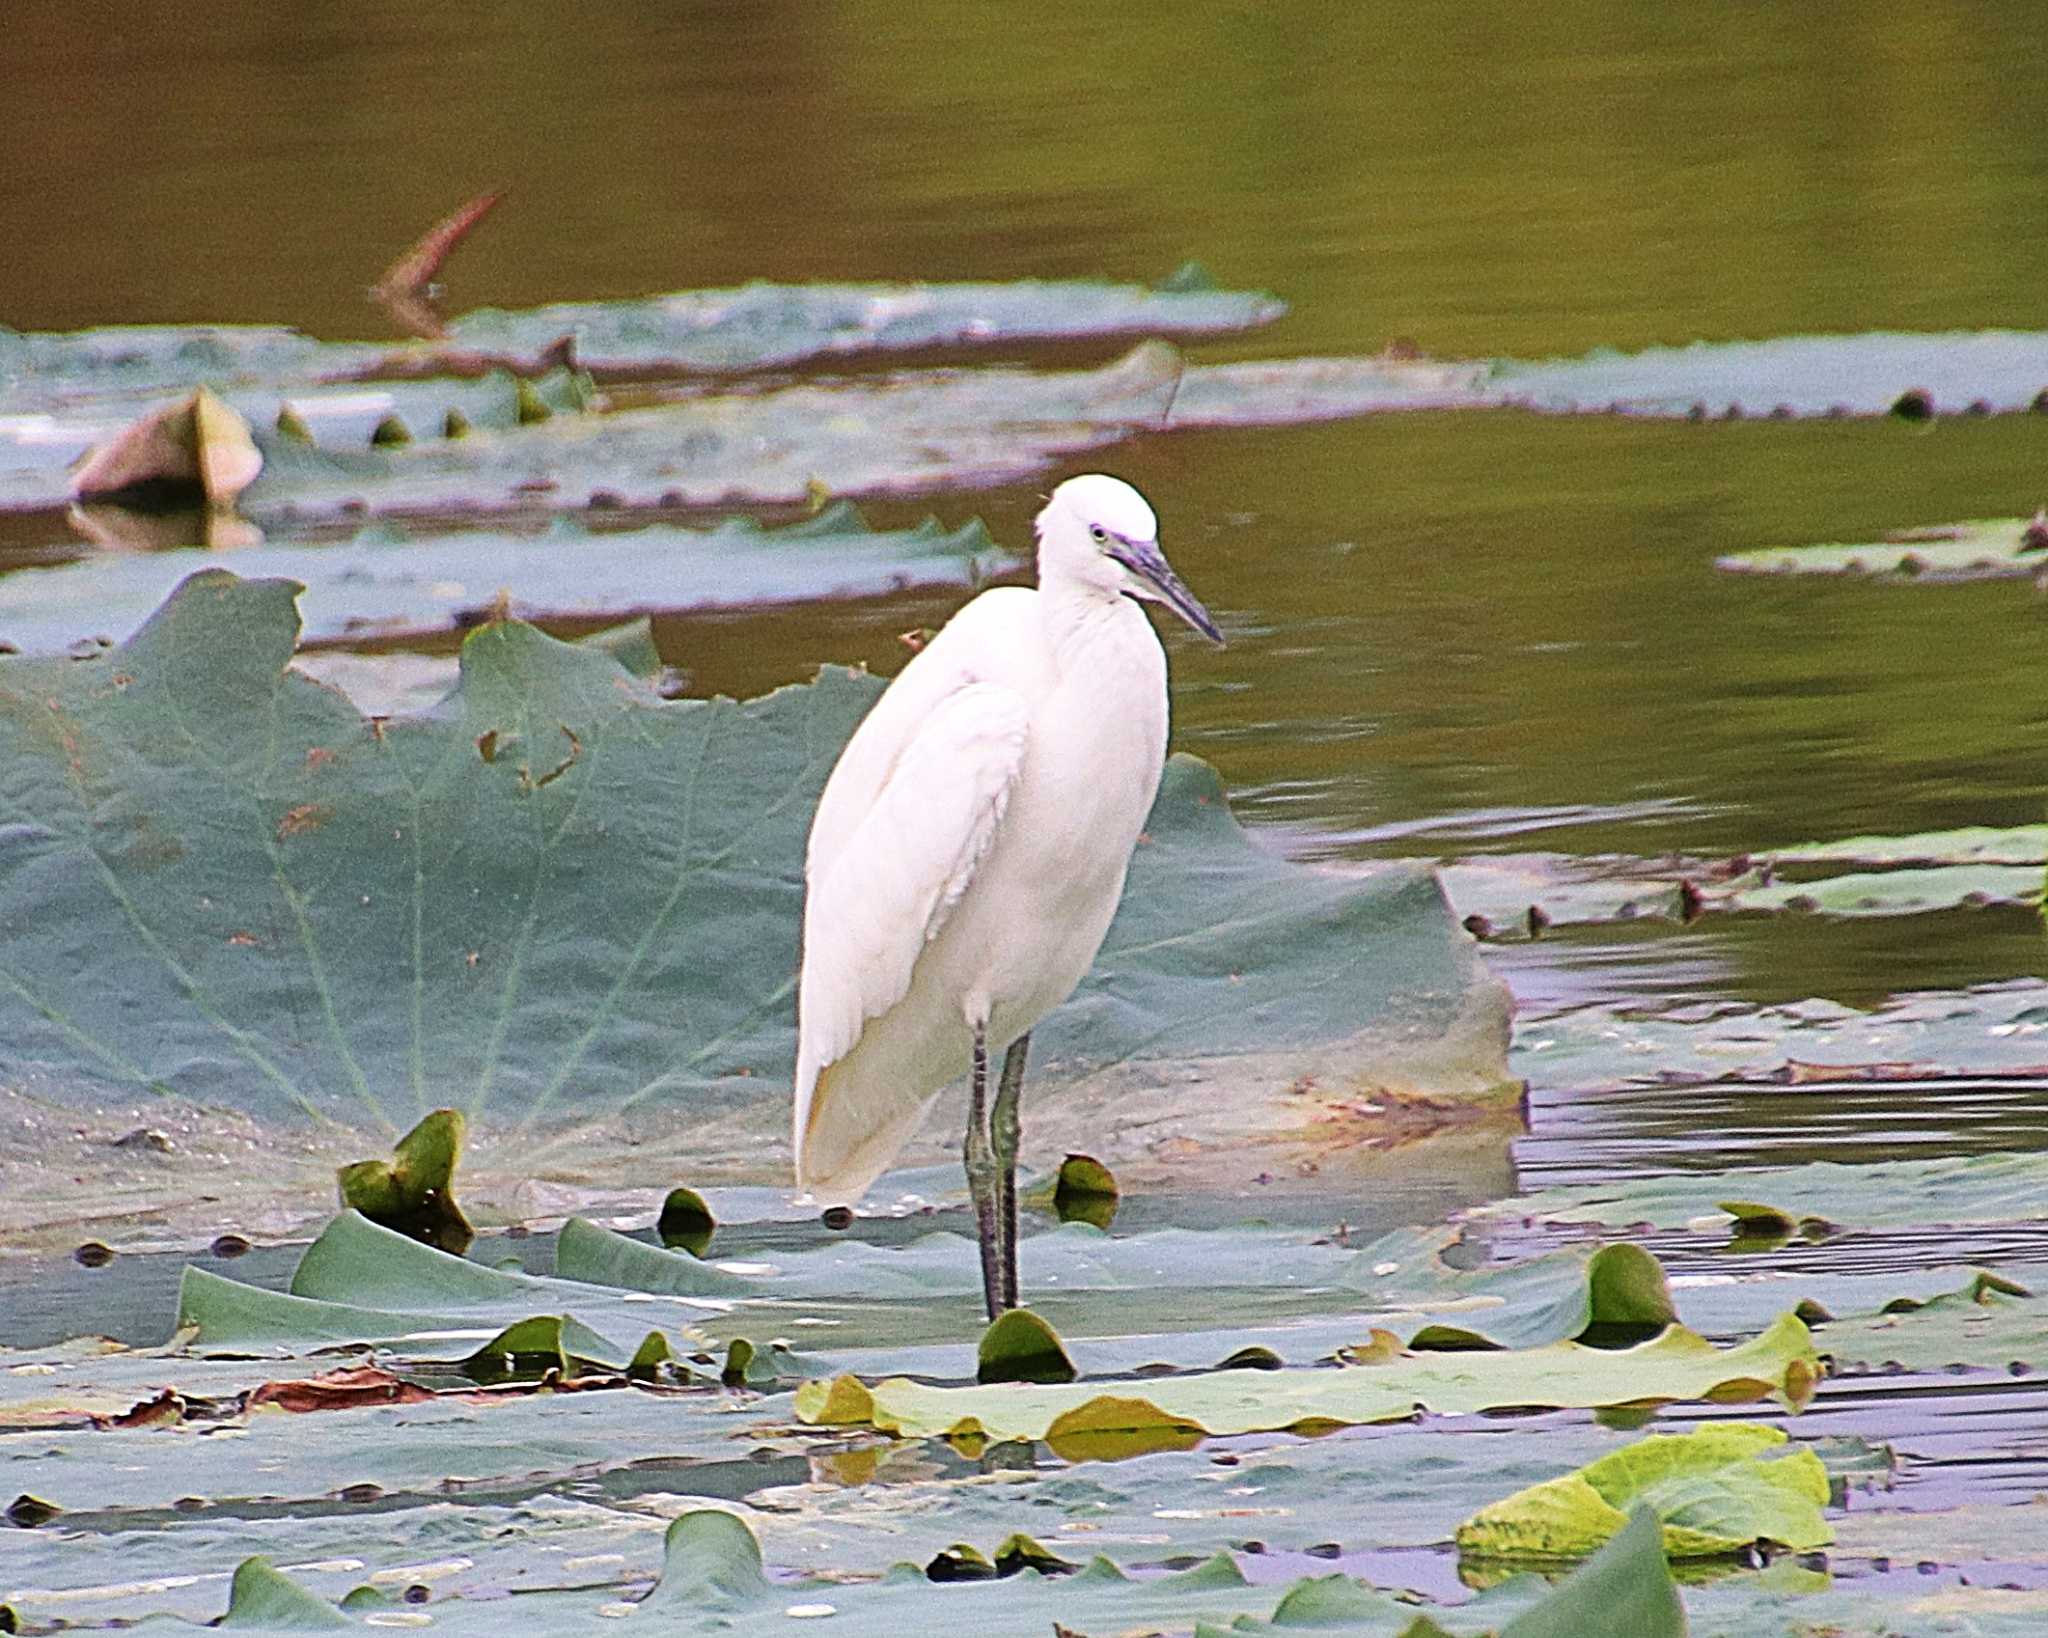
[1513,980,2048,1092]
[1813,1273,2048,1372]
[1766,826,2048,869]
[3,342,1488,520]
[0,268,1284,422]
[1441,838,2045,938]
[1720,516,2048,581]
[1457,1423,1832,1561]
[553,1215,1684,1372]
[797,1312,1820,1441]
[1468,1150,2048,1236]
[0,501,1005,654]
[1493,329,2048,420]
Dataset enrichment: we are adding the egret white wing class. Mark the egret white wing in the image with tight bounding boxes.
[794,676,1030,1185]
[804,587,1035,885]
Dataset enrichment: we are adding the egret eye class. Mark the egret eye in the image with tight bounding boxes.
[1089,524,1108,543]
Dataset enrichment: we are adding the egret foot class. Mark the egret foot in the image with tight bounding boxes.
[964,1025,1005,1319]
[989,1032,1031,1312]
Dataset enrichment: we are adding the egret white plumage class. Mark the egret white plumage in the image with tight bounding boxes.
[793,473,1223,1318]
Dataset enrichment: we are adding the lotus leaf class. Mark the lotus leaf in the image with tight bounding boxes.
[1457,1422,1831,1560]
[0,571,1509,1247]
[0,268,1285,414]
[794,1310,1820,1442]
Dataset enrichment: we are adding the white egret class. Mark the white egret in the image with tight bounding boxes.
[793,473,1223,1318]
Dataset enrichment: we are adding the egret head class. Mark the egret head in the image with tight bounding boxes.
[1036,474,1224,645]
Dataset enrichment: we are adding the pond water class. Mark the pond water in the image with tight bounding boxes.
[6,19,2048,1616]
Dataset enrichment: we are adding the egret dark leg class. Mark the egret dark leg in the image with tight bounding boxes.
[963,1024,1003,1320]
[990,1031,1031,1312]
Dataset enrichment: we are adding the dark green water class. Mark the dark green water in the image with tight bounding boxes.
[7,3,2047,1021]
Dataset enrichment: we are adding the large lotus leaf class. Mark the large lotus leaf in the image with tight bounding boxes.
[75,333,1998,524]
[1494,329,2048,418]
[443,266,1288,371]
[795,1311,1819,1442]
[0,269,1281,406]
[1719,516,2048,581]
[1466,1151,2048,1236]
[0,501,1004,653]
[0,571,1509,1247]
[1456,1423,1830,1561]
[1515,980,2048,1091]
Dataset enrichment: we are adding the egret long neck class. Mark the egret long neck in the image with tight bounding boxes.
[1038,568,1150,675]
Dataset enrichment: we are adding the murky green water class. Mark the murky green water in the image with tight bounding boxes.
[7,17,2046,1012]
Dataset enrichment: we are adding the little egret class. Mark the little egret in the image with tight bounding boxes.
[793,473,1223,1318]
